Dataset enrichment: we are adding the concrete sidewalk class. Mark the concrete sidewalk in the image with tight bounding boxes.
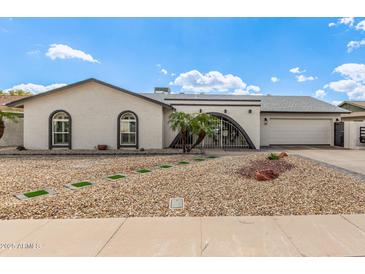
[1,215,365,257]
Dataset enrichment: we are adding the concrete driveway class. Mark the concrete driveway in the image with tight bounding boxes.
[287,149,365,176]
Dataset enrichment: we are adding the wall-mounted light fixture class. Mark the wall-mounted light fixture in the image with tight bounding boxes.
[224,109,227,114]
[336,118,340,122]
[199,109,202,113]
[248,109,252,114]
[264,118,268,122]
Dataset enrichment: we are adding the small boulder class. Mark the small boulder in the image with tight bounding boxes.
[255,171,269,181]
[278,152,288,158]
[255,169,279,181]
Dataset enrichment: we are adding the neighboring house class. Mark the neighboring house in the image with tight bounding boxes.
[7,78,349,150]
[338,101,365,122]
[0,95,28,147]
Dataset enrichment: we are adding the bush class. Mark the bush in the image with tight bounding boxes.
[267,153,280,160]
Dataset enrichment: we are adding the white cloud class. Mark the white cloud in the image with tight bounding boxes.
[232,89,249,95]
[314,89,326,99]
[171,73,175,77]
[355,20,365,31]
[46,44,99,63]
[347,39,365,52]
[326,63,365,100]
[339,17,354,27]
[247,85,261,93]
[333,63,365,82]
[289,67,305,74]
[296,75,317,82]
[160,68,168,75]
[172,69,260,95]
[331,100,342,106]
[270,76,279,83]
[5,83,67,94]
[328,17,354,28]
[328,79,358,92]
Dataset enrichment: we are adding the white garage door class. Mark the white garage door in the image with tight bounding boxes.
[269,119,331,145]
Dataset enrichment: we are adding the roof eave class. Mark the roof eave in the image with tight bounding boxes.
[260,110,350,114]
[6,78,174,110]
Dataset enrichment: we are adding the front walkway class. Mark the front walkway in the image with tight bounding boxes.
[1,214,365,256]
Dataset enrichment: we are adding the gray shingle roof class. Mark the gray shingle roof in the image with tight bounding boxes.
[5,78,349,113]
[140,93,350,113]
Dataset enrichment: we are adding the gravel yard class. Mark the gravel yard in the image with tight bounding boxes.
[0,153,365,219]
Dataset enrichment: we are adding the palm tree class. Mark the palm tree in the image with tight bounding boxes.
[168,111,193,153]
[0,111,18,140]
[169,111,219,153]
[187,113,219,152]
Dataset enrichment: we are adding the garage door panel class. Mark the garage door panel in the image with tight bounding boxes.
[270,119,331,145]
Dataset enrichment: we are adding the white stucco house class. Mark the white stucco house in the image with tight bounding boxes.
[6,78,349,150]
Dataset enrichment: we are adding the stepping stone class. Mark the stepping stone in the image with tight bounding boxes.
[14,188,56,200]
[106,174,126,181]
[194,158,205,161]
[136,168,151,174]
[64,181,95,190]
[160,164,173,169]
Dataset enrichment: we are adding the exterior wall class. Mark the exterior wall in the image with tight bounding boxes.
[344,121,365,150]
[162,107,175,148]
[163,103,261,149]
[260,113,341,146]
[0,117,23,147]
[341,115,365,122]
[23,82,164,149]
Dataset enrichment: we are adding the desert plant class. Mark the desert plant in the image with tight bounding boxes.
[168,112,219,153]
[0,111,19,140]
[267,152,280,160]
[168,112,193,153]
[186,113,219,152]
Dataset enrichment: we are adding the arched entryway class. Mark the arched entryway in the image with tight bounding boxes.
[169,112,256,149]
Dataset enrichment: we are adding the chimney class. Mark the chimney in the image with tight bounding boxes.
[154,87,171,94]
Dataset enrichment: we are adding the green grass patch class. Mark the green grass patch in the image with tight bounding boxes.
[194,158,206,161]
[71,181,93,188]
[178,161,190,165]
[24,189,49,198]
[206,155,218,159]
[107,174,126,180]
[137,168,151,173]
[160,164,173,169]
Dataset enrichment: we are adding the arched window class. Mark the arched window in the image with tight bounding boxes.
[118,111,138,148]
[49,110,71,149]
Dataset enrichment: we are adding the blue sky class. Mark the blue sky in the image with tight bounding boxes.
[1,17,365,104]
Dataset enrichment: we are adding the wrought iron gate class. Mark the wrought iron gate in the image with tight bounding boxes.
[334,122,344,147]
[171,114,255,149]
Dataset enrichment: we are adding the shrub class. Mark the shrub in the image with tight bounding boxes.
[267,153,280,160]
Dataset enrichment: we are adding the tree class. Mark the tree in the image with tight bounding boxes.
[168,111,219,153]
[187,113,219,152]
[168,112,193,153]
[0,111,18,140]
[6,89,32,96]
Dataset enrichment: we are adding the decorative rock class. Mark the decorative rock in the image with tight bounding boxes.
[255,169,279,181]
[278,152,288,158]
